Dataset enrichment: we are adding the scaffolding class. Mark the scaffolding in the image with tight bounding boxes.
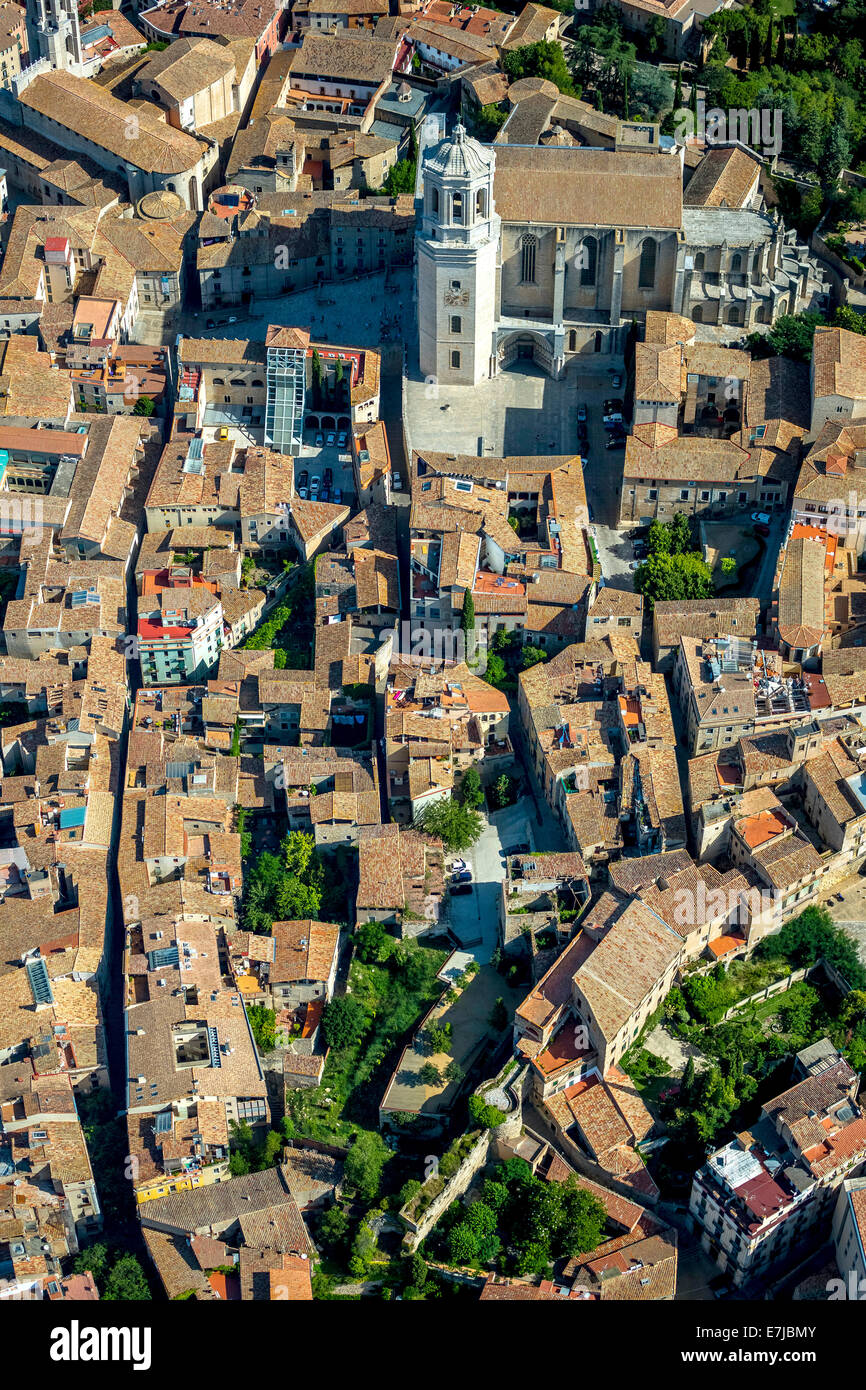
[265,343,305,455]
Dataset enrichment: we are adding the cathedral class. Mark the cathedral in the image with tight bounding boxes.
[416,123,828,386]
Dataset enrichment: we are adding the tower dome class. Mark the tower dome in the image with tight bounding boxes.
[424,123,495,181]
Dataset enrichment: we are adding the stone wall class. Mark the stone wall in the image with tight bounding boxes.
[399,1130,490,1252]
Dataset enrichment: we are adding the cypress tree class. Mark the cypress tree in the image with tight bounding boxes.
[673,63,683,111]
[775,26,786,64]
[682,1055,696,1097]
[460,588,475,634]
[623,73,629,121]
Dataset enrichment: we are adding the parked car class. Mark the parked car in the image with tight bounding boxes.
[205,319,216,329]
[577,404,587,422]
[337,431,348,448]
[217,426,229,441]
[633,541,648,559]
[326,432,336,447]
[577,420,588,441]
[451,858,467,871]
[581,452,590,469]
[297,488,307,500]
[227,316,238,324]
[333,487,342,504]
[310,475,321,494]
[297,470,308,490]
[610,373,623,389]
[391,475,402,490]
[320,486,330,503]
[603,398,623,413]
[606,432,626,450]
[451,882,473,896]
[751,512,771,526]
[314,432,324,447]
[323,467,333,486]
[453,869,472,883]
[754,523,770,537]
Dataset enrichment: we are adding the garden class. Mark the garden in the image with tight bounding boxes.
[620,907,866,1192]
[241,561,315,670]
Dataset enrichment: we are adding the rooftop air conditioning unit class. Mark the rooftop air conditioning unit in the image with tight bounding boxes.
[136,1075,146,1084]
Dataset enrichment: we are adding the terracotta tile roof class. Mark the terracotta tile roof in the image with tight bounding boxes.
[684,145,761,209]
[812,327,866,403]
[20,71,206,175]
[492,145,682,229]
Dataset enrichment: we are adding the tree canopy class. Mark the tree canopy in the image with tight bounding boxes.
[634,550,714,607]
[418,798,484,852]
[502,41,575,95]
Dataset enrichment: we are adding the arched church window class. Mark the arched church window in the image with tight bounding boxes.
[579,236,597,287]
[430,186,439,217]
[694,252,705,272]
[452,191,463,224]
[520,233,537,285]
[731,252,742,273]
[639,238,657,289]
[692,305,703,323]
[475,188,486,219]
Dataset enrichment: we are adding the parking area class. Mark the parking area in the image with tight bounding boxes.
[294,426,355,505]
[444,795,542,958]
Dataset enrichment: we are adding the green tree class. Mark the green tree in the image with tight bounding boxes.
[132,395,155,416]
[502,41,575,96]
[521,645,547,670]
[645,13,666,56]
[71,1242,110,1286]
[448,1221,481,1265]
[492,773,512,810]
[420,1061,442,1086]
[469,1094,506,1129]
[444,1059,466,1084]
[834,306,866,336]
[322,995,367,1049]
[460,587,475,634]
[459,764,483,809]
[484,652,508,688]
[746,311,826,363]
[475,103,508,139]
[634,551,714,607]
[399,1178,422,1207]
[673,63,683,110]
[488,997,508,1031]
[103,1254,151,1301]
[344,1131,390,1202]
[418,798,483,852]
[382,156,416,196]
[247,1003,276,1053]
[319,1204,351,1250]
[311,348,323,397]
[356,919,388,963]
[756,904,866,988]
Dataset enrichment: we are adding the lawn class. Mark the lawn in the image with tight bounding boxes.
[288,938,449,1146]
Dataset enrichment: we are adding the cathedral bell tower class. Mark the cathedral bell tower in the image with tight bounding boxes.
[26,0,84,74]
[416,123,500,387]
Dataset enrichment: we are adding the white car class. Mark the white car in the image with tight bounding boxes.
[391,475,402,490]
[751,512,771,525]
